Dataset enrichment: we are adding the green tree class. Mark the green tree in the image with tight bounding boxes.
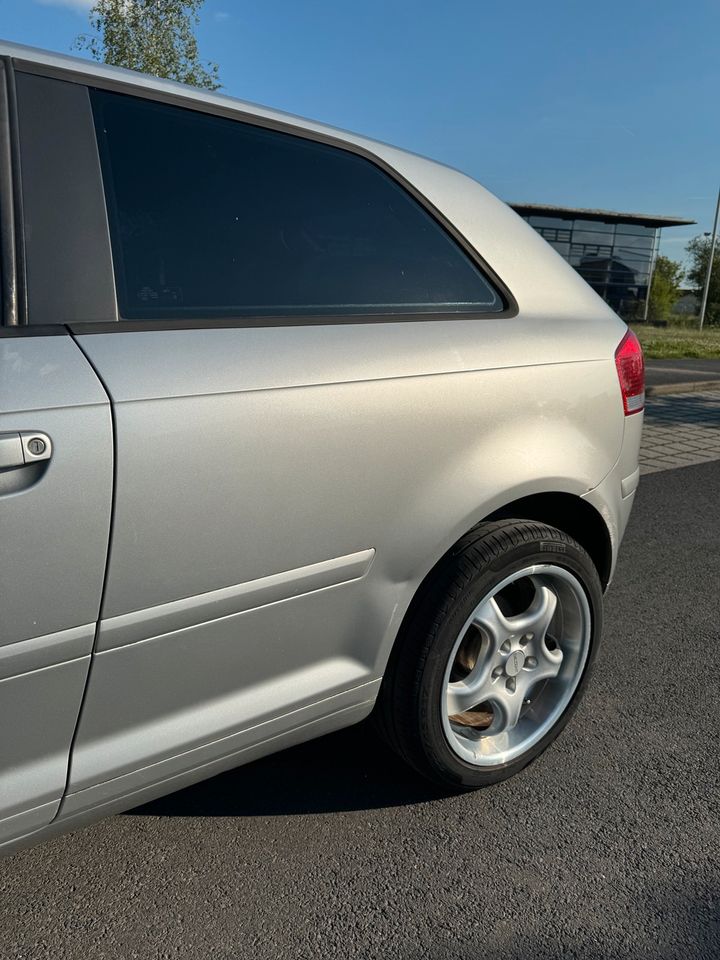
[686,234,720,326]
[74,0,220,90]
[647,254,685,323]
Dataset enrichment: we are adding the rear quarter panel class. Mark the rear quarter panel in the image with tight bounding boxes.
[77,314,626,683]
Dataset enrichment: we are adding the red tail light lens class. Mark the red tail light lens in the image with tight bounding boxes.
[615,329,645,415]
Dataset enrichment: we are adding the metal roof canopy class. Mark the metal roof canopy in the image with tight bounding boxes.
[509,202,695,229]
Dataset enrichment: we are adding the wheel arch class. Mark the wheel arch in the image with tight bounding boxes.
[385,492,612,672]
[373,515,604,785]
[484,492,613,589]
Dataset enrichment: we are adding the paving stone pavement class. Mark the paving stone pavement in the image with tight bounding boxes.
[640,391,720,474]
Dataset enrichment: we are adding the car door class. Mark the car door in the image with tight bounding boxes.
[0,331,113,847]
[14,66,506,817]
[0,65,114,848]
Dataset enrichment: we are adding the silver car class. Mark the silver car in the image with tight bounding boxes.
[0,41,644,856]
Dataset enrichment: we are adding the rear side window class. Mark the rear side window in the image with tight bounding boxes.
[90,90,502,321]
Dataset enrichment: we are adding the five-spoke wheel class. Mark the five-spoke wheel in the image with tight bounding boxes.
[442,565,591,766]
[375,520,602,788]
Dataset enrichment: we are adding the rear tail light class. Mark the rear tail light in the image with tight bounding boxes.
[615,329,645,415]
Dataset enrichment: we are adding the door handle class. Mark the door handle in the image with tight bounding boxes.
[0,432,52,469]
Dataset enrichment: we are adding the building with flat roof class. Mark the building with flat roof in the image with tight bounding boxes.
[510,203,695,321]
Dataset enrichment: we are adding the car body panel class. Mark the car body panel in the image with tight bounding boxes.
[75,325,625,620]
[66,325,624,796]
[28,696,377,851]
[68,577,379,790]
[0,337,112,641]
[0,40,642,856]
[582,406,644,577]
[0,335,112,844]
[0,657,91,836]
[95,549,376,654]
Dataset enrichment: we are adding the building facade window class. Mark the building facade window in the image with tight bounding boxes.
[523,214,660,319]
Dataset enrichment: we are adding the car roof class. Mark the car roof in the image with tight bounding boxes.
[1,41,620,326]
[0,38,418,165]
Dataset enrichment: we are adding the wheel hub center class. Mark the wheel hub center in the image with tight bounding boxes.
[505,649,525,677]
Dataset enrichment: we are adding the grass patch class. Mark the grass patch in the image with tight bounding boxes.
[631,324,720,360]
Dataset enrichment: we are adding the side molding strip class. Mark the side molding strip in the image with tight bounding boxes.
[0,623,95,681]
[97,548,376,653]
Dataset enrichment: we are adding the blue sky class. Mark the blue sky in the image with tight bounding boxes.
[2,0,719,264]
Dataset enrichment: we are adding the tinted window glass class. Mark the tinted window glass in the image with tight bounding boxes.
[573,219,615,234]
[91,91,502,320]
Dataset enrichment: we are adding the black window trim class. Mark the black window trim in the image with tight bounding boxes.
[15,71,119,328]
[11,56,519,329]
[0,55,27,327]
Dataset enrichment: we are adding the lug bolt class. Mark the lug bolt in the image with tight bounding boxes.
[506,677,516,693]
[500,640,512,654]
[492,665,504,678]
[525,656,538,668]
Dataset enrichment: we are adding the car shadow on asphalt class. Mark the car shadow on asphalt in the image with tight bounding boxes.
[127,722,450,818]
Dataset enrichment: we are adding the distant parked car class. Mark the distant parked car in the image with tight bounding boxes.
[0,40,643,855]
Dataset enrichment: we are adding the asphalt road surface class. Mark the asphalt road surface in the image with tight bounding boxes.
[2,462,719,960]
[646,358,720,388]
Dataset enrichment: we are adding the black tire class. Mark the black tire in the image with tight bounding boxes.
[374,519,603,789]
